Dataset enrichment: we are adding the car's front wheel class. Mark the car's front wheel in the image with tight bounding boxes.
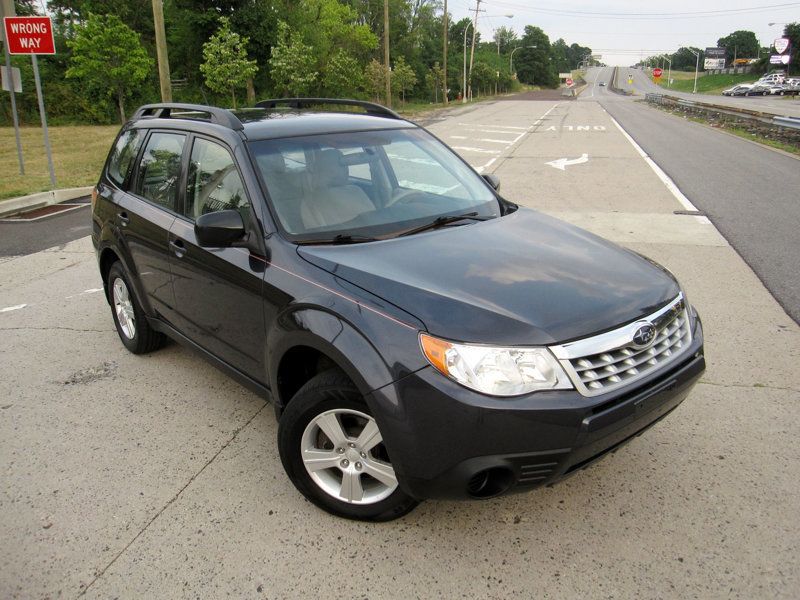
[278,369,419,521]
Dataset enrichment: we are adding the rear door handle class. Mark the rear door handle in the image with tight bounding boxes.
[117,211,130,226]
[169,239,186,258]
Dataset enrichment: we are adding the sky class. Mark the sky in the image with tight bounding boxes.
[446,0,799,66]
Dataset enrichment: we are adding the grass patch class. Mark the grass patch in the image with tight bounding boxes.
[655,72,757,95]
[1,125,119,200]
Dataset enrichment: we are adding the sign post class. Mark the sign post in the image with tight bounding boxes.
[3,15,56,187]
[1,0,24,175]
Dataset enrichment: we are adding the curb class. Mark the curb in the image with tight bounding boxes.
[0,187,94,219]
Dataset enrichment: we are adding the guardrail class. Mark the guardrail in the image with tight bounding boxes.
[644,93,800,133]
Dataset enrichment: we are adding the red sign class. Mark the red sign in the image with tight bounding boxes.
[3,17,56,54]
[566,78,574,87]
[653,68,663,78]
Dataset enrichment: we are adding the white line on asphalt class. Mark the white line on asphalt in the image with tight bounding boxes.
[65,288,104,299]
[451,146,501,154]
[0,304,27,313]
[608,115,702,215]
[476,138,516,144]
[450,135,468,139]
[475,158,498,173]
[459,128,525,135]
[457,123,528,130]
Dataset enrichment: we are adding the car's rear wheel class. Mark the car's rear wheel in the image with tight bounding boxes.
[278,369,419,521]
[107,262,165,354]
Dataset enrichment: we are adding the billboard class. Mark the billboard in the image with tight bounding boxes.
[705,47,726,58]
[704,58,726,70]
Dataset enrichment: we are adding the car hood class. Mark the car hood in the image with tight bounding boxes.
[298,208,679,345]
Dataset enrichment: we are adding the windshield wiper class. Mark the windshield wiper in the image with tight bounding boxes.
[396,212,493,237]
[296,234,379,245]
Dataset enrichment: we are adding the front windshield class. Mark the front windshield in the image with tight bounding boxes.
[248,127,499,241]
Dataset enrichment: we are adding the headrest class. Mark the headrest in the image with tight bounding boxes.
[313,149,348,187]
[256,152,286,175]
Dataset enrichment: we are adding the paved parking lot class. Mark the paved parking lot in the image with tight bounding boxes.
[2,97,799,598]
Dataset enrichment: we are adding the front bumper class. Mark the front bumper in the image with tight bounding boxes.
[368,315,705,500]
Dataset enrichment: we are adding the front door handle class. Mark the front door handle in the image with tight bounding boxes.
[169,239,186,258]
[117,211,130,226]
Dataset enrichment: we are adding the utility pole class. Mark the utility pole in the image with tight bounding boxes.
[467,0,482,101]
[151,0,172,102]
[442,0,448,104]
[384,0,391,108]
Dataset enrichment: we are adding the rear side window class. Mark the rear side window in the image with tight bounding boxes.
[185,138,250,220]
[106,129,143,187]
[134,132,186,211]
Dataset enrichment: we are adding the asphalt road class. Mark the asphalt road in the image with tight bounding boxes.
[0,201,91,257]
[614,66,800,117]
[2,94,799,598]
[586,66,800,323]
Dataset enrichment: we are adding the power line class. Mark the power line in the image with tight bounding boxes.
[489,1,800,20]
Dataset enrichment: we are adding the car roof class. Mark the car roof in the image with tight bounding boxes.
[234,109,417,141]
[128,102,418,143]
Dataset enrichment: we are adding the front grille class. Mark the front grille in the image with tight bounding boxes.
[550,295,692,397]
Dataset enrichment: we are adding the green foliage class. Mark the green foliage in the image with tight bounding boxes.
[364,59,387,102]
[424,62,444,102]
[200,16,258,108]
[780,22,800,75]
[717,30,760,62]
[66,13,152,123]
[268,21,318,97]
[324,49,364,97]
[493,26,517,54]
[514,26,557,87]
[392,55,417,104]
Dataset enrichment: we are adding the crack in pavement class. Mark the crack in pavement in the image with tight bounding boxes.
[76,399,270,598]
[698,380,800,394]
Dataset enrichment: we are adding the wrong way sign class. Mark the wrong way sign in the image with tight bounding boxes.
[3,16,55,54]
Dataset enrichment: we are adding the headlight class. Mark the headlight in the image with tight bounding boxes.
[420,333,573,396]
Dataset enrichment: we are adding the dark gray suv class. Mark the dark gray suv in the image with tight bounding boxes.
[92,100,705,521]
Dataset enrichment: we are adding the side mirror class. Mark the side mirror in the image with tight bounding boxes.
[195,209,246,247]
[482,173,501,192]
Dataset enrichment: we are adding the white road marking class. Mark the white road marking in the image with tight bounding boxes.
[458,123,528,130]
[608,114,701,214]
[65,288,104,299]
[451,146,501,154]
[476,138,516,144]
[450,135,468,139]
[475,157,498,173]
[459,128,526,135]
[0,304,27,313]
[546,154,590,170]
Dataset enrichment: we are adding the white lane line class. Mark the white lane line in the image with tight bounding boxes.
[476,138,516,144]
[459,128,525,135]
[457,123,528,130]
[475,157,498,173]
[451,146,501,154]
[450,135,468,139]
[0,304,27,313]
[65,288,104,299]
[609,115,702,215]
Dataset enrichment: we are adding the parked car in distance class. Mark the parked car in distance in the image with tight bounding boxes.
[92,100,705,521]
[599,81,606,86]
[726,84,753,96]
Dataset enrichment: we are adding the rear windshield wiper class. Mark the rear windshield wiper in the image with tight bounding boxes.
[396,212,493,237]
[295,234,379,245]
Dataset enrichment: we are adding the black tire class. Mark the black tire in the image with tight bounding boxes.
[278,369,419,521]
[107,262,165,354]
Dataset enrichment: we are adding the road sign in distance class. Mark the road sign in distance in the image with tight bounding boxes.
[3,16,55,54]
[653,68,663,78]
[559,72,571,79]
[1,65,22,93]
[770,54,791,65]
[566,78,574,87]
[705,47,726,58]
[774,38,790,55]
[704,58,726,70]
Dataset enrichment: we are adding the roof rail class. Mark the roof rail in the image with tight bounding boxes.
[254,98,402,120]
[131,103,244,131]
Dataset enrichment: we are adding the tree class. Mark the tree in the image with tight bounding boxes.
[393,55,417,104]
[200,16,258,109]
[671,47,703,71]
[515,26,557,87]
[364,58,386,102]
[470,62,495,96]
[493,26,517,54]
[324,49,364,97]
[66,13,152,124]
[717,30,760,62]
[780,22,800,75]
[425,62,444,102]
[268,21,317,97]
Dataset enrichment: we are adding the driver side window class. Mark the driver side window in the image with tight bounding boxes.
[185,138,250,220]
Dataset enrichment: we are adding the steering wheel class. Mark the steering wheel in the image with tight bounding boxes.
[386,187,424,208]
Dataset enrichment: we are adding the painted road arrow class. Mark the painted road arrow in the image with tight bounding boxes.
[546,153,589,170]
